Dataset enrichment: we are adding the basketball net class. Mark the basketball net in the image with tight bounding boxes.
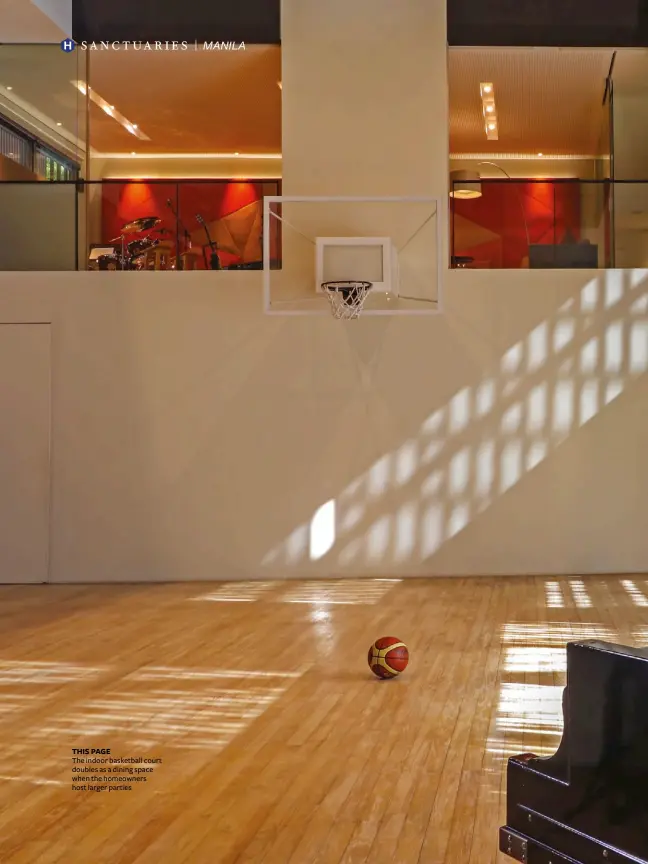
[322,281,372,319]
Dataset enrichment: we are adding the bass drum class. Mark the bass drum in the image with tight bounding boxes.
[97,254,120,271]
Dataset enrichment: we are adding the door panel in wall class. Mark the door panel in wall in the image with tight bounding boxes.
[0,324,51,583]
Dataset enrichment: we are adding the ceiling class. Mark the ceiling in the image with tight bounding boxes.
[1,44,642,161]
[0,45,86,159]
[0,44,281,155]
[611,48,648,94]
[87,47,281,153]
[0,0,65,42]
[448,48,614,156]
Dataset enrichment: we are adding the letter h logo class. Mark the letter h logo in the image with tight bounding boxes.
[60,39,75,53]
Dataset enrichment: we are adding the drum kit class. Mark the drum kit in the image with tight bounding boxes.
[91,213,242,271]
[94,216,166,271]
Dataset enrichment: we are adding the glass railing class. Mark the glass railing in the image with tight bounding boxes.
[0,179,281,271]
[3,177,648,272]
[450,178,620,270]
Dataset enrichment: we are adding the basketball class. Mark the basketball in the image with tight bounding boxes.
[368,636,409,679]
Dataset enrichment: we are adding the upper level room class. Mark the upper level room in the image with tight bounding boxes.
[0,38,282,271]
[448,45,648,270]
[3,0,648,275]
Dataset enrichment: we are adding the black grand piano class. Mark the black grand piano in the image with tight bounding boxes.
[500,640,648,864]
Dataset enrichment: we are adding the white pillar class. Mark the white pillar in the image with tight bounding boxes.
[281,0,448,201]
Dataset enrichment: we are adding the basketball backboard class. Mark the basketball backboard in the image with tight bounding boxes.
[262,196,442,316]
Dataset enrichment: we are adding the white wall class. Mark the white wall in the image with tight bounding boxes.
[0,323,51,583]
[0,268,646,581]
[1,0,648,582]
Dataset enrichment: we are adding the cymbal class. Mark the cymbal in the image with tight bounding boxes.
[121,216,161,233]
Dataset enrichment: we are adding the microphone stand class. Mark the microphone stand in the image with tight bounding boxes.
[166,198,192,271]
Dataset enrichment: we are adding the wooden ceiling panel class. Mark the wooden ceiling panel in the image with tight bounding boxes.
[449,48,614,156]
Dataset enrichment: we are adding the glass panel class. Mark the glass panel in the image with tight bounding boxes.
[0,44,88,179]
[0,121,32,169]
[177,181,273,271]
[88,180,179,270]
[451,179,606,269]
[0,182,78,269]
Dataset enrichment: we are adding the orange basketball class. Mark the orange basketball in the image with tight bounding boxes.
[368,636,409,679]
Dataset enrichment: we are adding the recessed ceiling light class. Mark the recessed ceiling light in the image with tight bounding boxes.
[488,123,496,131]
[72,80,150,141]
[56,122,62,126]
[538,152,543,156]
[131,151,136,155]
[234,152,239,155]
[483,85,492,93]
[486,105,494,113]
[6,85,12,90]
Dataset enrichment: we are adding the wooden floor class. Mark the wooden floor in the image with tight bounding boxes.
[0,575,646,863]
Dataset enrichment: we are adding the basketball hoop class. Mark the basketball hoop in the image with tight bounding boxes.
[321,281,372,319]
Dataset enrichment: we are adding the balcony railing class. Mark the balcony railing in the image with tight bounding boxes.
[1,177,647,272]
[450,177,631,270]
[0,179,281,271]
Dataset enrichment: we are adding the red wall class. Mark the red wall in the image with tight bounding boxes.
[101,180,279,268]
[452,181,581,268]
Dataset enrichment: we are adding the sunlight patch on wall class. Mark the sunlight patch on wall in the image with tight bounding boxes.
[261,270,648,570]
[310,499,336,560]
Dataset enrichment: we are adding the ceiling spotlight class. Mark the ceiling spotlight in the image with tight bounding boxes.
[6,85,12,90]
[234,152,239,156]
[131,151,136,155]
[486,105,494,113]
[538,152,543,156]
[483,84,492,93]
[488,122,496,130]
